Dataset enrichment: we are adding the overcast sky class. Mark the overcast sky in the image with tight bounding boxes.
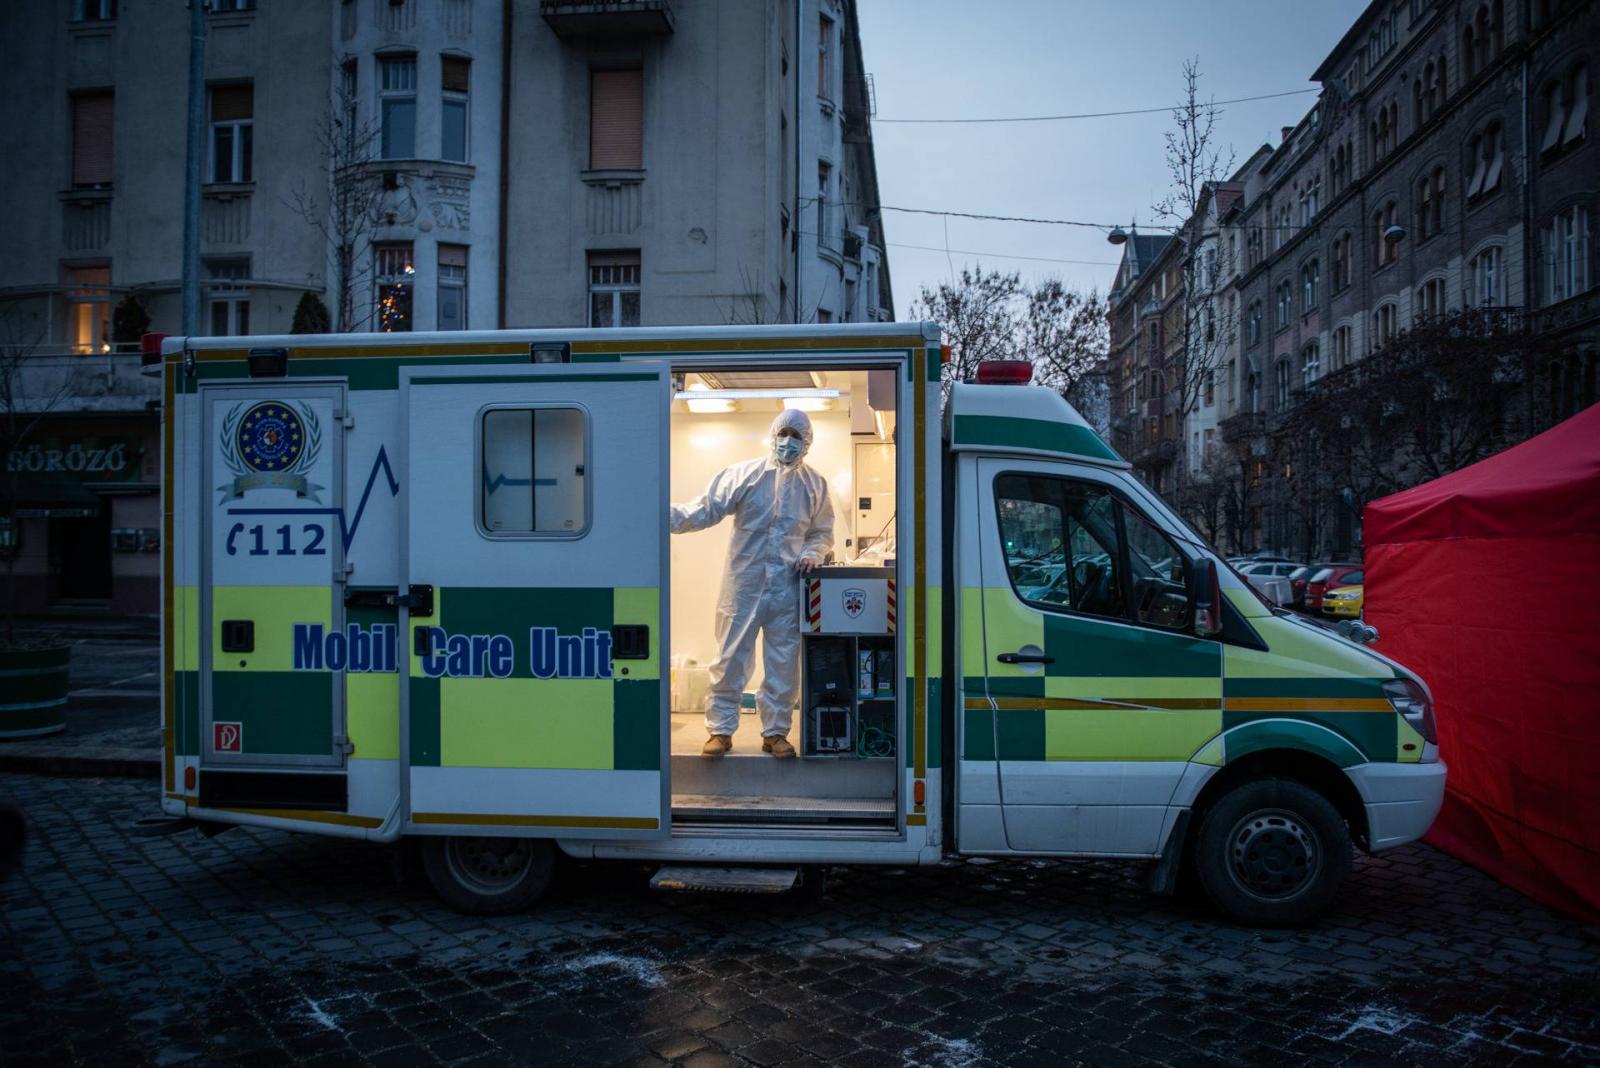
[857,0,1368,313]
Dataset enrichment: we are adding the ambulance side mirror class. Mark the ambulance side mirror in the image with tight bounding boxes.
[1191,559,1224,638]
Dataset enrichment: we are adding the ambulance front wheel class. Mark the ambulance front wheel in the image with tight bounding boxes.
[421,835,555,915]
[1192,778,1352,927]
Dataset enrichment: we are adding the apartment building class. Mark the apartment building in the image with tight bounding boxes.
[0,0,893,614]
[1110,0,1597,556]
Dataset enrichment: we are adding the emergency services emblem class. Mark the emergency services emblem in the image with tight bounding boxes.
[218,400,323,501]
[842,587,866,619]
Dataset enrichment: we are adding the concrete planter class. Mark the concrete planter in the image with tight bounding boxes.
[0,644,71,738]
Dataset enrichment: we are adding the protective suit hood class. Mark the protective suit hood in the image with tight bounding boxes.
[769,408,814,466]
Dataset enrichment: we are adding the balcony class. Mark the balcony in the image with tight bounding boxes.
[1219,410,1265,443]
[4,345,159,415]
[540,1,674,38]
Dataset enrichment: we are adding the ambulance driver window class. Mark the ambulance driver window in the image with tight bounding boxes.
[995,475,1125,621]
[480,408,587,535]
[1117,501,1190,630]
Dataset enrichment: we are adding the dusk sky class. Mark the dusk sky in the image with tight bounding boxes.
[858,0,1369,311]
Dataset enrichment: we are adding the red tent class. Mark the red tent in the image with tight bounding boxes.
[1364,404,1600,921]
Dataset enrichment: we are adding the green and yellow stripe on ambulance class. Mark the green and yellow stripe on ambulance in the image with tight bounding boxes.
[965,585,1224,764]
[209,584,340,758]
[405,585,663,832]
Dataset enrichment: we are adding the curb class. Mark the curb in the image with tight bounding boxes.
[0,747,160,779]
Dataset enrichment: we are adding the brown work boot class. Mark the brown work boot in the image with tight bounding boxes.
[762,736,796,759]
[702,734,732,758]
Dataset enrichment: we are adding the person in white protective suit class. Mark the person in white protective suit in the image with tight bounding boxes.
[670,408,835,758]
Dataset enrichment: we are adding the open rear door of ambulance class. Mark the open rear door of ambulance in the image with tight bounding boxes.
[400,362,669,839]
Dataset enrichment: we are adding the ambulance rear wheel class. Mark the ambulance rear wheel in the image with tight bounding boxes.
[421,835,555,915]
[1193,778,1351,927]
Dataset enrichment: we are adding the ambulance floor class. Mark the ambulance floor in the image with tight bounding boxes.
[668,712,897,824]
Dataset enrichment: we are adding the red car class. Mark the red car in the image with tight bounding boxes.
[1305,564,1362,611]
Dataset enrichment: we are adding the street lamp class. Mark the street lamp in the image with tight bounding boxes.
[1107,226,1129,246]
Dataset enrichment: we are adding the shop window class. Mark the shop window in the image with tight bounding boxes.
[587,251,640,328]
[480,408,588,536]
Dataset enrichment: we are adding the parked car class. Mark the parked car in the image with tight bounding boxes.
[1305,564,1363,611]
[1321,581,1366,618]
[1292,562,1355,609]
[1241,561,1304,606]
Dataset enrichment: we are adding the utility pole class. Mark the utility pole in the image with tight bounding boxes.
[181,0,207,336]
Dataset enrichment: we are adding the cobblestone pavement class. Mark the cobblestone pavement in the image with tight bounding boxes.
[2,774,1596,1067]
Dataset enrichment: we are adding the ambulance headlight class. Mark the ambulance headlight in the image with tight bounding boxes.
[1382,678,1435,745]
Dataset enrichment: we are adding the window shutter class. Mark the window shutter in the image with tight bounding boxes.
[1483,134,1503,191]
[211,83,253,121]
[442,56,470,93]
[1465,141,1486,197]
[589,69,642,170]
[1563,66,1588,144]
[72,93,114,187]
[439,243,468,268]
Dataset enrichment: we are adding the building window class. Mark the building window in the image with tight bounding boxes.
[65,266,110,354]
[207,0,257,11]
[1416,277,1446,322]
[340,59,359,154]
[438,244,468,331]
[1203,369,1216,407]
[590,68,642,170]
[374,242,414,331]
[72,0,117,21]
[1370,100,1397,162]
[70,92,114,189]
[588,251,640,328]
[205,258,250,336]
[1540,63,1590,158]
[1543,205,1591,306]
[1374,200,1399,266]
[480,408,588,536]
[1471,246,1502,306]
[1275,357,1291,408]
[1417,166,1444,240]
[1465,122,1504,202]
[208,84,253,183]
[1300,259,1319,312]
[1247,300,1262,346]
[1414,58,1447,124]
[1247,370,1261,412]
[379,56,417,160]
[1301,341,1321,385]
[1275,280,1293,328]
[1332,232,1351,292]
[1331,325,1352,371]
[1373,303,1399,349]
[441,56,470,163]
[1299,175,1321,225]
[818,14,834,101]
[817,161,833,248]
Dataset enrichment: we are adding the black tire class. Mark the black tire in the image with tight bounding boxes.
[1192,778,1352,927]
[420,835,555,915]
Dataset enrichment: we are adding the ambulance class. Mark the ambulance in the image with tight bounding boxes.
[147,322,1444,926]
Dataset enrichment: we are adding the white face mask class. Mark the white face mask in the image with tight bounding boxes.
[772,436,804,465]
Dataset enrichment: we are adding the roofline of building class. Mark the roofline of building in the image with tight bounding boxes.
[1311,0,1389,81]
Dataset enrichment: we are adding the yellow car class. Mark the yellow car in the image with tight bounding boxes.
[1320,583,1365,618]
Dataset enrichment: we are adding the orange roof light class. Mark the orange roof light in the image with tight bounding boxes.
[975,360,1033,385]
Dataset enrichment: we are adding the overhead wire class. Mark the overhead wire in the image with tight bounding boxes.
[875,87,1321,125]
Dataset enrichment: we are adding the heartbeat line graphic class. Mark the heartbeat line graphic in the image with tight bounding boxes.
[226,445,400,552]
[483,471,557,495]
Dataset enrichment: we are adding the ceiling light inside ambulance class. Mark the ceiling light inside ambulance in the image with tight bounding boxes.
[782,396,833,412]
[975,360,1033,385]
[685,397,737,414]
[674,388,840,402]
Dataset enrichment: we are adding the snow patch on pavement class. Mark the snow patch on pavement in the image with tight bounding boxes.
[565,951,666,989]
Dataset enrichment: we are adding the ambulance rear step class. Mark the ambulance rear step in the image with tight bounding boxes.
[650,865,800,894]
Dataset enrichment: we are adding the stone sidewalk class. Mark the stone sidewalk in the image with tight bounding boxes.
[2,773,1597,1067]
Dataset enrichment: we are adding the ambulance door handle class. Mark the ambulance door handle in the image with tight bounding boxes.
[997,650,1054,665]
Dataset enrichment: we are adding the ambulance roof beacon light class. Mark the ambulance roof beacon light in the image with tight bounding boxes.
[140,332,167,369]
[975,360,1033,385]
[530,341,571,364]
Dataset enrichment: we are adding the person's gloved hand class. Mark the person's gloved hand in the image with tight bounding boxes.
[796,553,821,574]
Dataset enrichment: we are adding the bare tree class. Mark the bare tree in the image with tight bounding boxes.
[1152,58,1237,488]
[285,69,387,332]
[909,267,1108,403]
[0,306,70,644]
